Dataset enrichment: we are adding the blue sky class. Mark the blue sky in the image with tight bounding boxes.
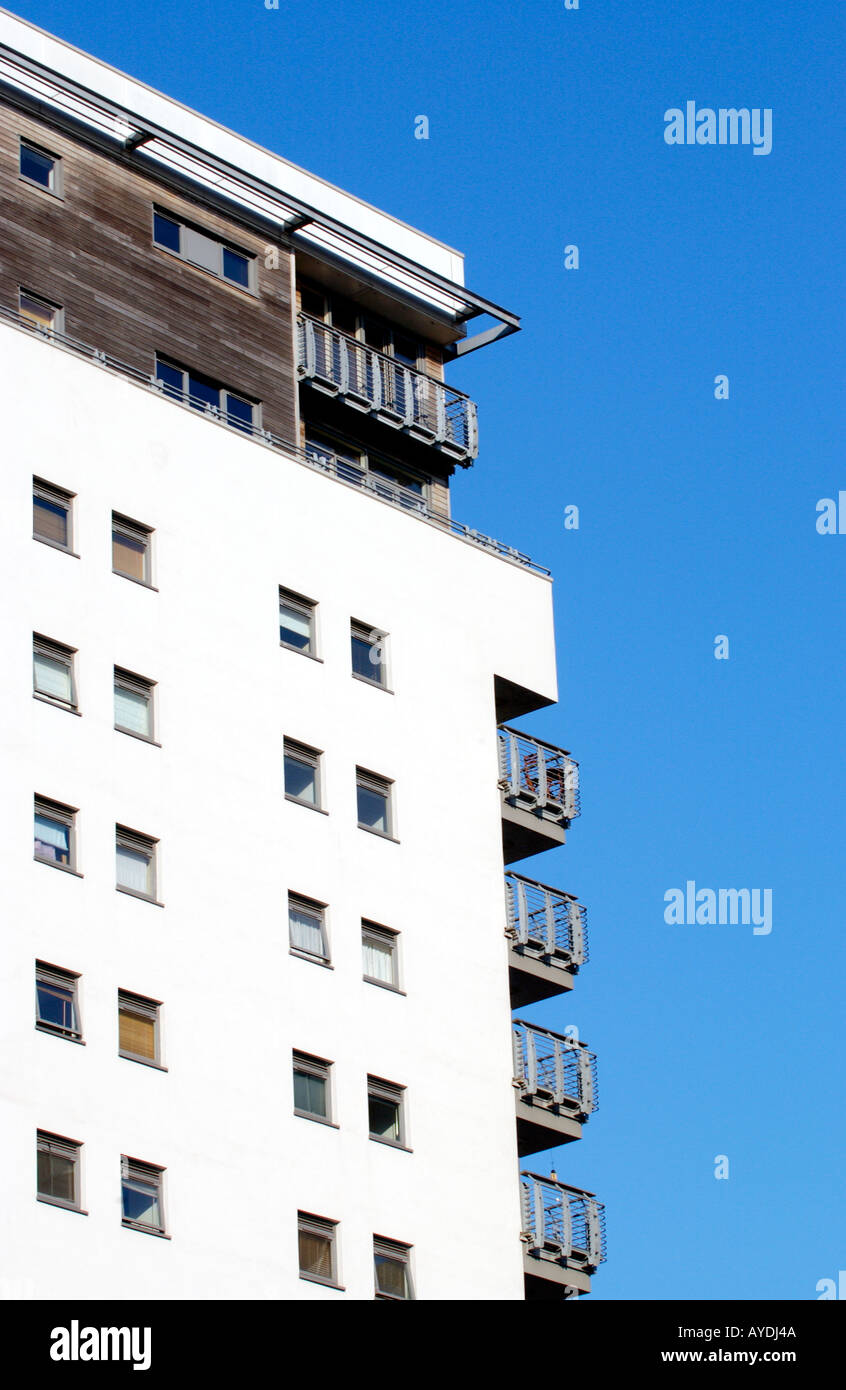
[13,0,844,1299]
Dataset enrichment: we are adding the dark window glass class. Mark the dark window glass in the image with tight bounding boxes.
[294,1070,327,1118]
[375,1252,409,1298]
[21,145,54,188]
[279,599,312,652]
[37,981,75,1032]
[222,248,250,287]
[285,752,317,804]
[351,629,384,682]
[369,461,424,496]
[153,212,181,252]
[122,1173,161,1228]
[38,1149,75,1202]
[187,373,220,412]
[155,360,184,399]
[357,784,388,833]
[369,1095,401,1142]
[225,394,253,432]
[299,1228,332,1278]
[300,288,325,318]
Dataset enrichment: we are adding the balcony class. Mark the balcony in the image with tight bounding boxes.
[505,872,588,1006]
[512,1021,597,1155]
[297,313,478,464]
[498,726,580,862]
[520,1173,606,1299]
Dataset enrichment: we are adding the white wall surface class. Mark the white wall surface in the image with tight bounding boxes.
[0,323,559,1300]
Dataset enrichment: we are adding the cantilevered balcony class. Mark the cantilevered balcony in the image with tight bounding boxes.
[297,313,478,463]
[498,726,580,862]
[520,1173,606,1299]
[505,872,588,1006]
[512,1021,597,1155]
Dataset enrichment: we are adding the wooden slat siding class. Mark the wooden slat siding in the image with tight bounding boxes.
[423,341,443,381]
[0,102,297,443]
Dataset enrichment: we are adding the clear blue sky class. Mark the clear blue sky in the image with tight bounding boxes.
[13,0,844,1300]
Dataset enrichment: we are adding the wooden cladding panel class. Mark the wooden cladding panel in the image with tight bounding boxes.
[0,103,297,443]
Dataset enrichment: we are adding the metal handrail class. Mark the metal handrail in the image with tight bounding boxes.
[520,1172,606,1269]
[512,1020,598,1117]
[505,872,588,967]
[497,726,580,821]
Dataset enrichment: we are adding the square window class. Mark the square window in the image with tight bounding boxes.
[33,478,74,551]
[298,1212,338,1285]
[121,1157,165,1235]
[362,922,399,989]
[351,620,387,686]
[356,769,393,837]
[112,514,152,585]
[33,635,76,710]
[374,1237,413,1300]
[114,668,155,741]
[35,962,81,1041]
[19,289,63,336]
[34,796,76,871]
[118,991,161,1065]
[288,893,329,963]
[279,588,316,655]
[20,141,60,194]
[37,1131,81,1210]
[153,211,181,253]
[293,1051,332,1122]
[284,740,322,808]
[367,1076,406,1147]
[116,826,157,902]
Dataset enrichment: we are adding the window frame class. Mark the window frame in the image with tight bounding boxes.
[112,513,153,587]
[37,1131,83,1213]
[356,768,395,840]
[118,990,163,1069]
[367,1076,408,1150]
[152,207,256,293]
[292,1050,335,1126]
[304,424,430,506]
[121,1156,167,1237]
[33,634,78,713]
[19,287,64,337]
[279,587,318,659]
[361,921,401,992]
[35,962,82,1043]
[284,739,324,811]
[297,1212,340,1288]
[154,356,259,434]
[115,825,159,905]
[350,619,390,690]
[288,892,330,966]
[373,1236,414,1301]
[114,667,157,744]
[33,477,75,555]
[34,796,78,874]
[19,139,62,197]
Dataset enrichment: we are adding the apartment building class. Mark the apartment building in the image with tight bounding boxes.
[0,8,605,1300]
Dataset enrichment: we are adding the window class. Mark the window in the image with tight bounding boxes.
[284,740,322,809]
[35,963,81,1041]
[279,588,316,655]
[356,769,394,838]
[362,922,399,990]
[33,636,76,711]
[374,1237,413,1300]
[299,282,421,365]
[293,1051,333,1123]
[368,1077,407,1148]
[34,797,76,871]
[20,140,61,194]
[305,426,428,505]
[351,620,388,687]
[33,478,74,552]
[153,210,254,289]
[37,1132,81,1211]
[155,358,256,433]
[116,826,158,902]
[288,893,329,964]
[19,289,63,336]
[121,1157,166,1235]
[298,1213,338,1286]
[114,669,155,741]
[118,991,162,1066]
[112,514,152,585]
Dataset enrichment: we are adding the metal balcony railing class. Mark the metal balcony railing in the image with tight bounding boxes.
[512,1021,598,1119]
[0,305,548,576]
[520,1173,606,1271]
[297,313,479,462]
[497,726,580,823]
[505,872,588,969]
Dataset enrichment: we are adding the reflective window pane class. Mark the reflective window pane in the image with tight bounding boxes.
[299,1230,332,1279]
[38,1150,75,1203]
[116,844,152,895]
[375,1253,409,1299]
[285,754,317,804]
[115,685,151,737]
[294,1070,327,1118]
[21,145,54,188]
[35,813,70,865]
[369,1095,401,1143]
[223,248,250,286]
[34,651,72,703]
[357,784,388,832]
[153,212,181,252]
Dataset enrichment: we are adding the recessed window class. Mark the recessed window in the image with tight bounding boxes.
[116,826,158,902]
[155,357,257,433]
[279,588,316,655]
[284,739,322,808]
[288,893,329,964]
[33,635,77,711]
[374,1237,413,1300]
[121,1157,166,1235]
[33,478,74,552]
[293,1051,333,1123]
[112,514,152,585]
[34,797,76,872]
[114,669,155,741]
[153,210,254,290]
[356,769,394,838]
[19,289,63,336]
[368,1076,407,1148]
[20,140,61,194]
[152,211,180,253]
[37,1131,81,1210]
[362,922,399,990]
[118,991,162,1066]
[35,963,81,1041]
[351,619,388,687]
[298,1212,339,1286]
